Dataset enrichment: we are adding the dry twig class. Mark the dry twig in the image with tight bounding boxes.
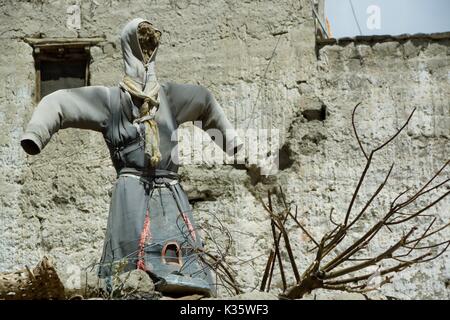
[260,104,449,299]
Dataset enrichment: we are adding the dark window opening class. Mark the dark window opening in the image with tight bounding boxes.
[32,44,90,101]
[40,59,86,98]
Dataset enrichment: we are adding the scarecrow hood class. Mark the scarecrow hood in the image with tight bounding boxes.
[121,18,161,91]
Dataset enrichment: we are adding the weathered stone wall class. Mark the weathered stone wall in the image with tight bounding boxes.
[281,38,450,299]
[0,0,448,299]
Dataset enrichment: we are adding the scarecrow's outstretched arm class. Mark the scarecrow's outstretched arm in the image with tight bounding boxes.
[20,86,112,155]
[165,83,242,156]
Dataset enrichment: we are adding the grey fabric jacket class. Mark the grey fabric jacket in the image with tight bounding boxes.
[21,18,241,294]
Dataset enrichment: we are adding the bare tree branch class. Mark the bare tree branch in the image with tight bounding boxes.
[260,104,449,300]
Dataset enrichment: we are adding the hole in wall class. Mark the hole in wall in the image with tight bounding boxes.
[224,142,294,186]
[278,143,294,170]
[302,105,327,121]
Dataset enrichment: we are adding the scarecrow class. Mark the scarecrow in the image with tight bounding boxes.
[20,18,242,297]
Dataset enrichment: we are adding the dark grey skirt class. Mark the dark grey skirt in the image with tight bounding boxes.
[98,170,214,296]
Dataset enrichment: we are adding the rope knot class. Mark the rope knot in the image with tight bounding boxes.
[120,75,162,167]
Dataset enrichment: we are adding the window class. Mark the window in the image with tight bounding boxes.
[26,38,102,101]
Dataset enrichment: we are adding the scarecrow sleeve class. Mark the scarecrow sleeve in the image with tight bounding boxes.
[20,86,112,155]
[166,83,242,156]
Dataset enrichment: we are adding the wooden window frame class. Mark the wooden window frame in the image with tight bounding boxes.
[25,38,103,102]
